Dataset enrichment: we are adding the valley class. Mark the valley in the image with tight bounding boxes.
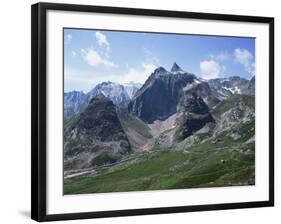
[63,63,255,194]
[64,121,255,194]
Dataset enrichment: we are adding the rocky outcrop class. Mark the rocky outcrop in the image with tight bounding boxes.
[175,93,215,141]
[64,94,131,170]
[213,94,255,132]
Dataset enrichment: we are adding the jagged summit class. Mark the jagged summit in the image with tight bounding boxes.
[149,66,169,79]
[89,93,109,104]
[154,66,168,73]
[101,81,113,85]
[171,62,184,73]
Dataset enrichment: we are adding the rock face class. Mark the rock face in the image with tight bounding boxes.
[87,81,130,105]
[64,94,131,170]
[128,63,197,123]
[64,91,88,119]
[171,62,185,73]
[64,82,142,119]
[181,81,220,109]
[175,93,215,141]
[77,94,128,142]
[123,82,142,99]
[244,76,255,95]
[178,93,210,114]
[208,76,252,100]
[213,94,255,132]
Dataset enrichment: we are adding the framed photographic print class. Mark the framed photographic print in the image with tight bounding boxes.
[31,2,274,222]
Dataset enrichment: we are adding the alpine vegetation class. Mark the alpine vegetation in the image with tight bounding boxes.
[63,29,255,194]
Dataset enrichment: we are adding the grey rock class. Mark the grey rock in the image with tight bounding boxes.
[128,63,197,123]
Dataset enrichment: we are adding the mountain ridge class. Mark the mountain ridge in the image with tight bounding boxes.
[64,62,256,194]
[64,81,142,118]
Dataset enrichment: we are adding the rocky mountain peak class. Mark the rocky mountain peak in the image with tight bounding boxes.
[128,64,198,123]
[64,92,131,169]
[171,62,184,73]
[87,81,131,105]
[101,81,113,85]
[89,93,109,104]
[154,66,168,75]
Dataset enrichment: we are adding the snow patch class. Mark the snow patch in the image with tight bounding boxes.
[222,86,234,94]
[194,79,202,84]
[233,86,241,94]
[171,70,186,75]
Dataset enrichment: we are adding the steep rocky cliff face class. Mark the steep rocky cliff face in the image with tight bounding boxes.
[175,93,215,141]
[128,63,197,123]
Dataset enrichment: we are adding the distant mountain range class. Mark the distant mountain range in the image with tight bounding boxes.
[208,76,255,100]
[64,62,255,175]
[64,63,255,120]
[128,62,254,123]
[64,81,142,118]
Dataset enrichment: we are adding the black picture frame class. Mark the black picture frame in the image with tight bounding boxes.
[31,2,274,222]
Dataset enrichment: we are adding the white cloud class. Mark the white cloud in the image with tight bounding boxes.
[122,48,159,84]
[200,60,221,79]
[65,67,121,93]
[143,48,160,65]
[65,34,72,44]
[82,48,117,68]
[65,62,156,92]
[122,62,157,84]
[210,52,229,61]
[234,48,255,75]
[95,31,110,51]
[71,51,76,57]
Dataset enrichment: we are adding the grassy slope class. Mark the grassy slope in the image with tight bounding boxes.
[64,120,255,194]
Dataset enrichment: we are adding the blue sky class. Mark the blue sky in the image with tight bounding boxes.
[64,28,255,93]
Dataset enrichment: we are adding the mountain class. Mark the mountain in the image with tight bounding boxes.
[207,76,254,99]
[244,76,255,95]
[64,91,88,119]
[175,93,215,141]
[128,63,198,123]
[171,62,185,73]
[123,82,142,99]
[180,80,220,109]
[212,94,255,132]
[64,63,256,193]
[87,81,130,105]
[64,82,142,119]
[64,94,131,170]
